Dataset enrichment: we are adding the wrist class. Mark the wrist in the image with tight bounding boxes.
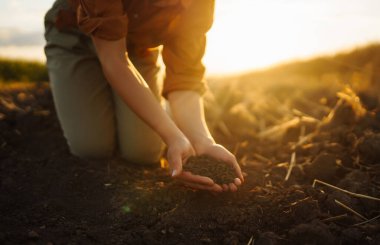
[160,124,188,147]
[191,136,215,155]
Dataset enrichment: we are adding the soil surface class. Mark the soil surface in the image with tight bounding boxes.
[1,82,380,245]
[183,156,237,185]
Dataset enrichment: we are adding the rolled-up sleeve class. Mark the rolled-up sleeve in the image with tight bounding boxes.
[162,0,215,98]
[77,0,128,40]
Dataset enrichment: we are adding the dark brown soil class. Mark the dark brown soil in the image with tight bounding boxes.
[183,156,237,184]
[358,133,380,164]
[1,83,380,245]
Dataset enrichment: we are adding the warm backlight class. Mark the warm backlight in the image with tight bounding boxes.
[204,0,380,75]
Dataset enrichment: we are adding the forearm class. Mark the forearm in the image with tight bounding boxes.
[92,37,184,145]
[167,90,215,154]
[168,90,244,185]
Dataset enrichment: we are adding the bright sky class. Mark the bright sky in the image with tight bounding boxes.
[1,0,380,75]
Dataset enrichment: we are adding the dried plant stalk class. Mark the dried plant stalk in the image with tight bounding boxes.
[334,199,368,221]
[337,86,366,118]
[353,214,380,226]
[312,179,380,201]
[258,118,300,139]
[253,153,271,163]
[322,213,348,222]
[285,152,296,181]
[247,235,254,245]
[292,132,317,150]
[323,98,343,124]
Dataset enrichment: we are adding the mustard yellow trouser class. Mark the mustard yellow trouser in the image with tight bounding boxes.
[44,0,164,164]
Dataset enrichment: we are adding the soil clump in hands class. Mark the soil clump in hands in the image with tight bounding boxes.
[183,155,237,185]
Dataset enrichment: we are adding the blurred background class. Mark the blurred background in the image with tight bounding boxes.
[1,0,380,75]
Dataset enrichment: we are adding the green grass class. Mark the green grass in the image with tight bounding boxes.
[0,58,48,83]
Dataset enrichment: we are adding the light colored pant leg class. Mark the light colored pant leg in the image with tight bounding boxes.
[47,54,117,159]
[45,0,116,159]
[44,0,164,163]
[114,49,165,164]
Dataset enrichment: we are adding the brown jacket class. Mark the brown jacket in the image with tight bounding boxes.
[62,0,214,97]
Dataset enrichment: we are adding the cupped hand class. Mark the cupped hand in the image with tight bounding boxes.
[166,136,194,177]
[194,143,244,192]
[175,171,223,192]
[166,136,223,192]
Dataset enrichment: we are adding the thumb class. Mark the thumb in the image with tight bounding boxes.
[170,153,183,177]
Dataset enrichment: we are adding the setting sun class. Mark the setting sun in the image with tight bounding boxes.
[205,0,380,74]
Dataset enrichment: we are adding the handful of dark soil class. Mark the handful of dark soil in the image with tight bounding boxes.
[183,155,237,184]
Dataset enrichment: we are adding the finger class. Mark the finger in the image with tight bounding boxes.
[183,182,223,192]
[222,184,229,192]
[213,183,223,192]
[229,183,238,192]
[178,171,214,186]
[221,154,244,182]
[183,147,196,164]
[234,178,242,186]
[230,158,244,182]
[169,153,183,177]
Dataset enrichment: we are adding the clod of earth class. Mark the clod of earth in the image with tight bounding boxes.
[358,133,380,163]
[303,153,338,181]
[183,156,237,184]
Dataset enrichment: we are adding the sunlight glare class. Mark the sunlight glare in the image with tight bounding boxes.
[204,0,380,75]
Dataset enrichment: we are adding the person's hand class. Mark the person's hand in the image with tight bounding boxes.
[166,136,223,192]
[194,143,244,192]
